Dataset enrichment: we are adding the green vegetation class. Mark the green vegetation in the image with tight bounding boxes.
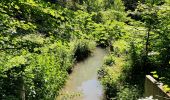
[0,0,96,99]
[0,0,170,99]
[98,0,170,99]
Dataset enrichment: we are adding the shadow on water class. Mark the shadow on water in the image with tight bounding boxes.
[57,47,108,100]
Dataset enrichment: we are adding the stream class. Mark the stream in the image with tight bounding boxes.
[57,47,107,100]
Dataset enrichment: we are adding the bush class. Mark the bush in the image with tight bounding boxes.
[104,54,115,66]
[99,52,142,99]
[0,41,74,100]
[70,39,96,61]
[117,85,141,100]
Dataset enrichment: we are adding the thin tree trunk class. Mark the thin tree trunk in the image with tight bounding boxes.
[20,76,25,100]
[144,27,151,73]
[146,27,150,56]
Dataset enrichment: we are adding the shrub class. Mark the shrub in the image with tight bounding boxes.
[70,39,96,61]
[0,41,74,100]
[117,85,141,100]
[104,55,115,66]
[99,52,142,99]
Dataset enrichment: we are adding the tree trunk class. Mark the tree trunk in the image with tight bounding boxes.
[20,76,25,100]
[146,27,150,56]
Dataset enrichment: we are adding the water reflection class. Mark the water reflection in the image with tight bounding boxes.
[57,47,107,100]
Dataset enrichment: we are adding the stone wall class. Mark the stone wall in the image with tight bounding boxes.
[144,75,170,100]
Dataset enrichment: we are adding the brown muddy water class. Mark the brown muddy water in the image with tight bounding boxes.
[57,47,107,100]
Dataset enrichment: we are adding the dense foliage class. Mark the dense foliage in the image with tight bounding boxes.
[0,0,170,100]
[0,0,96,99]
[98,0,170,99]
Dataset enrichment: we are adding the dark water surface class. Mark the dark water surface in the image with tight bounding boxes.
[57,47,107,100]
